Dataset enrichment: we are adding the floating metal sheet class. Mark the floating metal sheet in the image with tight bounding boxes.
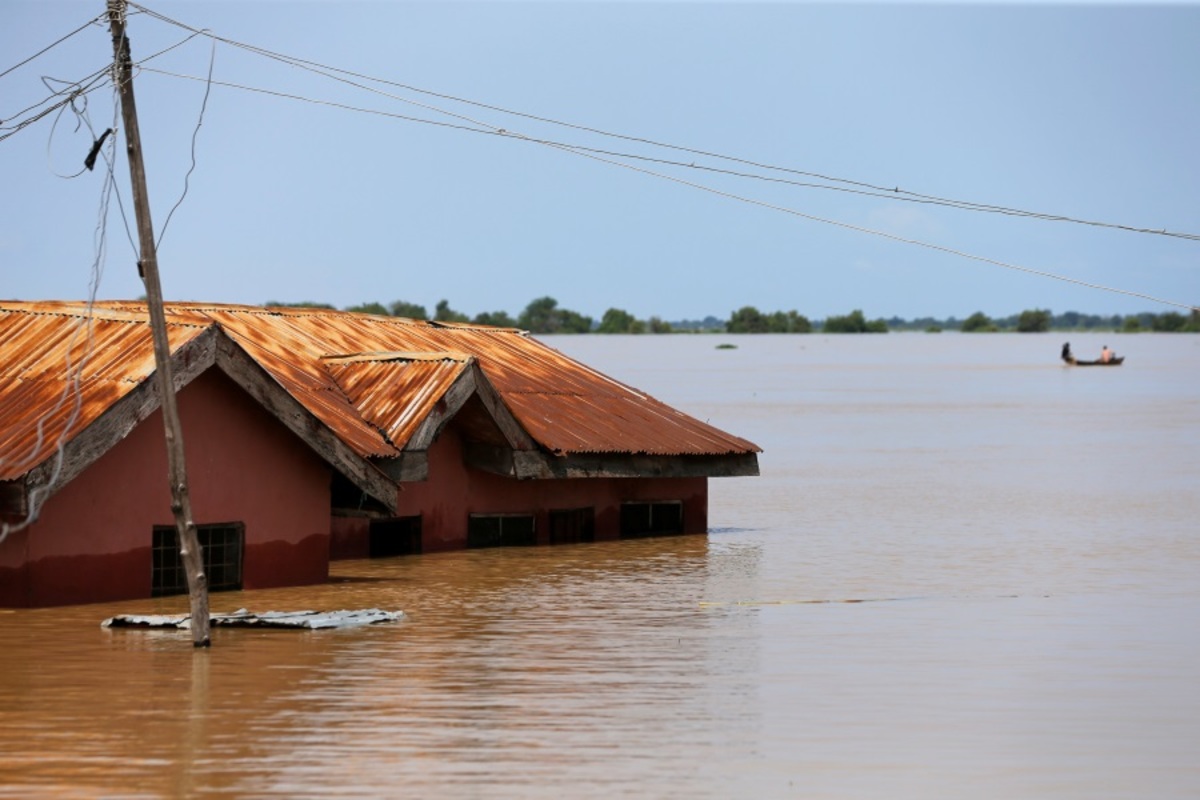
[102,608,405,630]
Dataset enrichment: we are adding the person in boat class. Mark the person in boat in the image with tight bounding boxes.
[1101,345,1113,363]
[1061,342,1073,362]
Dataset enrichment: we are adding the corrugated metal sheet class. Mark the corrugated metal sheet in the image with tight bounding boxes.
[0,304,209,481]
[324,357,471,449]
[1,300,760,481]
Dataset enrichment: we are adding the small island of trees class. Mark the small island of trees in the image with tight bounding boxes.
[265,297,1200,335]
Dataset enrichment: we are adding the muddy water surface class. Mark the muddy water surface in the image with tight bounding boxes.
[2,333,1198,798]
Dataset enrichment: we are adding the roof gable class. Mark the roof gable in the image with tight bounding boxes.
[1,301,761,500]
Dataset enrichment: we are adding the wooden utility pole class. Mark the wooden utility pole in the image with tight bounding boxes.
[107,0,211,646]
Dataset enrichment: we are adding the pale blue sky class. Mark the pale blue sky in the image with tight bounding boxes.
[2,1,1197,321]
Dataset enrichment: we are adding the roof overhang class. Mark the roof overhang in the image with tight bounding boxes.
[5,325,398,517]
[463,444,760,480]
[374,360,536,482]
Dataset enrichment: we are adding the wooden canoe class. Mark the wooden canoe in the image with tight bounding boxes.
[1062,356,1124,366]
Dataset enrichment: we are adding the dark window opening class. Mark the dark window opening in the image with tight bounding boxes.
[549,508,595,545]
[152,523,244,598]
[620,501,683,538]
[369,516,423,558]
[330,471,390,515]
[468,514,535,549]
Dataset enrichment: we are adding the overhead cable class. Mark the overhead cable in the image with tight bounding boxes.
[127,1,1200,244]
[138,66,1196,313]
[0,14,104,82]
[156,39,216,252]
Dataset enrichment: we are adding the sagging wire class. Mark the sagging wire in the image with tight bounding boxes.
[0,88,122,547]
[156,37,216,252]
[0,67,110,145]
[0,13,105,81]
[127,0,1200,245]
[0,22,205,148]
[140,65,1197,313]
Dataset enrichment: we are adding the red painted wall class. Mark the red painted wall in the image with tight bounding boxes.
[331,425,708,558]
[0,369,331,608]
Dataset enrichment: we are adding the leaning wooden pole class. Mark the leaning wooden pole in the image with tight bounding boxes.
[108,0,211,646]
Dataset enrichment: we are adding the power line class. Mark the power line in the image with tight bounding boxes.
[0,88,120,548]
[137,66,1196,312]
[120,4,1200,311]
[0,69,111,145]
[156,40,216,252]
[0,14,104,81]
[127,1,1200,245]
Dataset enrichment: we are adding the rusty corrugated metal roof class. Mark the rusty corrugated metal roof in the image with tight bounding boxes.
[1,300,760,481]
[0,303,209,481]
[324,356,472,450]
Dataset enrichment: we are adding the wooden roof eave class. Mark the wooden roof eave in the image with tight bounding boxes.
[15,323,225,515]
[463,447,760,480]
[211,331,398,512]
[10,326,398,516]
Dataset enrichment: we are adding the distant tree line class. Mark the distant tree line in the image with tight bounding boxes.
[947,308,1200,334]
[264,298,1200,335]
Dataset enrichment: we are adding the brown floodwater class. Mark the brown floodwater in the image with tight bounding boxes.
[2,333,1198,798]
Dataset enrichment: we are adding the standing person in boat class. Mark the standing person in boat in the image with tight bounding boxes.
[1101,344,1113,363]
[1061,342,1073,362]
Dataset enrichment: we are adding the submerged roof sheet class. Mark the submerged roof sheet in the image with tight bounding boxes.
[0,300,760,480]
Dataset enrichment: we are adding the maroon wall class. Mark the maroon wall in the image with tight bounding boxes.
[0,369,331,608]
[331,426,708,558]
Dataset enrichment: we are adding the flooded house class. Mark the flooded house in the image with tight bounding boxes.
[0,301,759,608]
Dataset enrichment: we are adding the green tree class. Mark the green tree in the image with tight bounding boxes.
[1152,312,1187,332]
[1121,317,1142,333]
[1016,308,1052,332]
[598,308,640,334]
[265,300,336,309]
[727,306,769,333]
[344,301,389,316]
[433,299,469,323]
[823,309,888,333]
[472,310,516,327]
[766,310,812,333]
[647,316,671,334]
[961,311,997,333]
[389,300,428,320]
[517,296,593,334]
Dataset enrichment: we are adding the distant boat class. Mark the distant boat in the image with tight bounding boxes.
[1062,355,1124,367]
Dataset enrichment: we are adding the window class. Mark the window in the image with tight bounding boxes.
[467,514,535,549]
[152,523,244,597]
[620,501,683,538]
[369,516,422,558]
[549,508,595,545]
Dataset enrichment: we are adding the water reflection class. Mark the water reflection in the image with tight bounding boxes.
[1,536,769,798]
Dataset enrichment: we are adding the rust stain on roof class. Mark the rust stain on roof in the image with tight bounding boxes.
[1,300,760,480]
[325,357,471,450]
[0,304,209,481]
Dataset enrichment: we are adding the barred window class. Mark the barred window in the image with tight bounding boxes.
[152,523,244,597]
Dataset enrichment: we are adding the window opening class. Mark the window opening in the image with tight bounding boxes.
[620,501,684,538]
[549,508,595,545]
[152,522,244,597]
[369,516,423,558]
[468,514,535,549]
